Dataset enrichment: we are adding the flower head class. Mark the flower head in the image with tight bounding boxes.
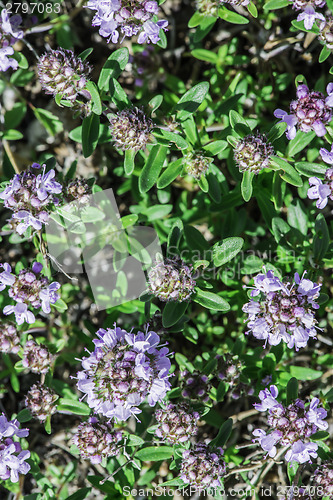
[0,321,20,354]
[1,261,61,325]
[183,151,213,179]
[85,0,168,44]
[181,370,212,403]
[0,164,62,235]
[108,107,153,152]
[73,417,123,464]
[180,442,226,489]
[319,16,333,50]
[242,270,321,351]
[38,48,92,102]
[154,402,200,444]
[22,340,55,374]
[25,383,58,422]
[274,84,333,140]
[147,257,196,302]
[253,386,327,464]
[196,0,249,15]
[313,461,333,497]
[0,414,30,483]
[76,326,172,421]
[307,147,333,209]
[234,133,274,174]
[0,9,23,72]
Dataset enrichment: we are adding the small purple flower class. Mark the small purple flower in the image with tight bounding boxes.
[313,462,333,497]
[3,303,35,325]
[0,164,63,235]
[253,386,327,464]
[296,5,324,29]
[76,326,172,421]
[0,9,23,73]
[85,0,168,44]
[307,147,333,209]
[0,414,30,483]
[180,442,226,489]
[274,84,333,140]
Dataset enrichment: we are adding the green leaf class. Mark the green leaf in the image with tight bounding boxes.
[286,377,298,405]
[157,159,183,188]
[210,418,233,447]
[66,488,92,500]
[229,110,250,130]
[213,237,244,266]
[109,78,131,109]
[218,6,249,24]
[188,11,205,27]
[16,408,33,423]
[270,156,303,187]
[287,130,316,157]
[191,49,218,64]
[241,171,254,201]
[153,129,189,149]
[78,48,93,61]
[10,69,34,86]
[287,199,308,236]
[134,446,174,461]
[267,122,287,142]
[175,82,209,120]
[203,140,228,155]
[157,28,167,49]
[139,145,168,193]
[313,213,330,260]
[198,175,209,192]
[263,0,289,9]
[98,48,129,90]
[82,113,100,158]
[295,161,327,177]
[81,206,105,223]
[247,1,258,17]
[162,301,189,328]
[124,149,136,176]
[11,51,29,69]
[148,94,163,113]
[207,172,222,203]
[193,17,217,43]
[311,431,330,440]
[167,219,184,250]
[2,129,23,140]
[126,435,145,446]
[193,288,230,311]
[319,44,331,63]
[57,398,91,416]
[289,366,322,380]
[33,108,63,136]
[85,81,102,115]
[4,102,27,129]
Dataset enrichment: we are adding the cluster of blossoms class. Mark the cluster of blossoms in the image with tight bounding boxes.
[76,326,171,421]
[253,386,328,464]
[242,270,321,351]
[22,340,55,374]
[274,84,333,140]
[0,320,20,354]
[0,261,61,325]
[147,257,196,302]
[25,383,58,422]
[319,17,333,50]
[37,49,92,104]
[154,402,200,444]
[180,442,226,488]
[73,417,123,464]
[183,151,213,179]
[289,0,325,30]
[0,164,62,235]
[181,370,212,403]
[85,0,168,44]
[214,354,254,400]
[234,134,274,174]
[108,107,153,152]
[65,178,92,205]
[307,145,333,209]
[0,9,23,72]
[313,461,333,497]
[0,414,30,482]
[196,0,249,17]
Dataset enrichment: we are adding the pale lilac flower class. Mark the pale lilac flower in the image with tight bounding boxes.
[0,414,30,483]
[85,0,168,44]
[0,261,61,325]
[0,9,23,73]
[253,386,327,464]
[180,442,226,489]
[0,164,62,235]
[274,84,333,140]
[313,462,333,497]
[307,147,333,208]
[76,326,172,421]
[0,46,18,72]
[296,5,324,29]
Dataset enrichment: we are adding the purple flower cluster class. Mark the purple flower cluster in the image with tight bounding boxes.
[85,0,168,44]
[180,442,226,489]
[0,320,20,354]
[274,84,333,140]
[181,370,212,403]
[214,354,254,400]
[73,417,123,464]
[242,270,321,351]
[76,326,171,421]
[0,261,61,325]
[289,0,325,30]
[0,9,23,72]
[307,146,333,209]
[253,385,328,464]
[0,414,30,483]
[0,164,62,235]
[22,340,55,374]
[148,257,196,302]
[313,461,333,497]
[154,402,200,444]
[25,383,58,422]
